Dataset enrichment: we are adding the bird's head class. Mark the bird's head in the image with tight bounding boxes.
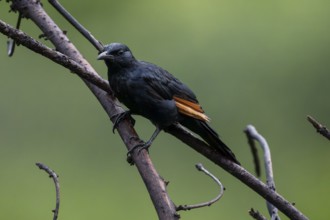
[97,43,135,68]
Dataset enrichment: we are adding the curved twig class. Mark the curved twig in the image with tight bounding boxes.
[245,125,280,220]
[307,115,330,141]
[36,162,60,220]
[176,163,224,211]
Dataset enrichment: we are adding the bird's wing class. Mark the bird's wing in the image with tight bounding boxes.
[140,62,210,122]
[172,96,210,122]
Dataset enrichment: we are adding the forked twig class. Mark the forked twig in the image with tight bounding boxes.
[36,162,60,220]
[176,163,224,211]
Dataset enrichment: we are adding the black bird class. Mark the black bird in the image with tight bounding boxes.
[98,43,239,164]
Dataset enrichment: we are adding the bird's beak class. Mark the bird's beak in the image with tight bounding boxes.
[97,51,113,60]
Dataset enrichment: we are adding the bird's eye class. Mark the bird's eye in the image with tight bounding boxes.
[117,50,124,55]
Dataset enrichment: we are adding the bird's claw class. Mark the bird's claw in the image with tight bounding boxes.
[137,142,151,154]
[127,141,151,157]
[111,111,135,134]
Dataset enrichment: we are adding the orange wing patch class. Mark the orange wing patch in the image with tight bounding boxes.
[173,96,210,122]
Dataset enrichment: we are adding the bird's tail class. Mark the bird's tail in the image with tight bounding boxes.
[181,118,240,165]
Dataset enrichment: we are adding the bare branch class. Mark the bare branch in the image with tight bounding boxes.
[176,163,224,211]
[307,115,330,141]
[244,125,280,220]
[36,162,60,220]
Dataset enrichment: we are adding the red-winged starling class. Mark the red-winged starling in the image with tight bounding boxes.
[98,43,239,164]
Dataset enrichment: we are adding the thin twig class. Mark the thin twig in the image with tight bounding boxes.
[249,208,268,220]
[35,162,60,220]
[176,163,224,211]
[307,115,330,141]
[245,125,280,220]
[48,0,103,51]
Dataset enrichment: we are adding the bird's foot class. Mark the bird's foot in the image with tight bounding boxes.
[111,111,135,133]
[126,141,151,165]
[127,141,151,156]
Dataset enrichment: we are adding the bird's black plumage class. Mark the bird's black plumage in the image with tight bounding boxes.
[98,43,239,164]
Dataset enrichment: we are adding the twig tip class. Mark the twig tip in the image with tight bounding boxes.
[195,163,203,171]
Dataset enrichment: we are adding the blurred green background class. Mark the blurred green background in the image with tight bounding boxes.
[1,0,330,219]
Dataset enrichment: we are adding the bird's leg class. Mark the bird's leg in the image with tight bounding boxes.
[111,111,135,133]
[127,126,162,155]
[141,126,162,152]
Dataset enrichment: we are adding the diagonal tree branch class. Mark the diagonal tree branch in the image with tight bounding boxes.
[0,1,308,219]
[5,0,178,219]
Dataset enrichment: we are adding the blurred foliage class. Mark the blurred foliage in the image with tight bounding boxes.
[0,0,330,219]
